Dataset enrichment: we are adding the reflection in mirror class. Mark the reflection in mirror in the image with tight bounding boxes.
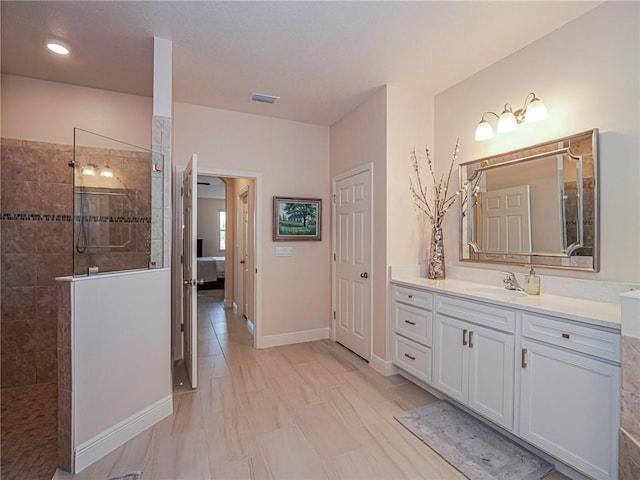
[459,129,598,271]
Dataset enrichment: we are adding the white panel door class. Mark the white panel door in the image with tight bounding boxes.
[520,340,619,480]
[433,315,468,404]
[334,169,371,360]
[467,324,515,430]
[182,154,198,388]
[480,185,532,252]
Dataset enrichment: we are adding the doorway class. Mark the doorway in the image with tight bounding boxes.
[172,165,262,380]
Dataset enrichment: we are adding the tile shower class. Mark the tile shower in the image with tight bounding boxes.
[0,130,163,479]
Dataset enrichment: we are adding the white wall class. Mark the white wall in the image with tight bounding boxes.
[197,197,226,257]
[173,103,330,339]
[1,75,152,148]
[434,2,640,282]
[70,269,172,470]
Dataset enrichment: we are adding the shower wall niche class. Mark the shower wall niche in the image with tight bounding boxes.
[72,129,164,275]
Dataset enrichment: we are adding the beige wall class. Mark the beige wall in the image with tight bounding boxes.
[330,88,387,358]
[197,197,226,257]
[1,75,152,148]
[173,103,330,338]
[435,1,640,282]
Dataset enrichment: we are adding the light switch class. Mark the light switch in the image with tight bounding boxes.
[275,246,293,257]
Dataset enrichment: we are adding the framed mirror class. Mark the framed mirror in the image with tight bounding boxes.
[459,129,598,271]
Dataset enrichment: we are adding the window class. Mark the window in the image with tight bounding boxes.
[219,210,226,251]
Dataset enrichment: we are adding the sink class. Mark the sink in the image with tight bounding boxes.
[466,287,528,299]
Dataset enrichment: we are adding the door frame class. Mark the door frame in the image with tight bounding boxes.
[173,165,263,351]
[331,163,374,358]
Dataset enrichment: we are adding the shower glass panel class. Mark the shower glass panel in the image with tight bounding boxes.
[72,128,164,276]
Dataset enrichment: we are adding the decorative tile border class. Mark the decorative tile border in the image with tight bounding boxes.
[1,213,151,224]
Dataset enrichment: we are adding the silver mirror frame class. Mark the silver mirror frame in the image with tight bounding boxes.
[458,129,599,272]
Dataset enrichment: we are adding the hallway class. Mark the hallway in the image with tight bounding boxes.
[55,289,463,479]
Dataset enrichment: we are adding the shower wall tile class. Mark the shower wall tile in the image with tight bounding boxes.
[57,308,71,350]
[1,287,37,320]
[37,286,58,316]
[1,319,38,354]
[36,350,57,383]
[36,318,57,352]
[1,221,39,254]
[39,183,73,216]
[36,222,72,254]
[37,149,73,184]
[58,427,72,473]
[1,144,38,181]
[2,253,37,288]
[1,353,37,387]
[1,138,74,389]
[1,180,40,213]
[36,254,73,286]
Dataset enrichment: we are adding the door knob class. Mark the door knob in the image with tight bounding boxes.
[360,272,368,278]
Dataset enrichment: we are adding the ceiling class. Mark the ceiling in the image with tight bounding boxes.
[1,1,602,126]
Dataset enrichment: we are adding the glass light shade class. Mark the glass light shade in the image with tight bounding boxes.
[525,99,548,123]
[497,110,517,133]
[81,165,96,176]
[46,42,70,55]
[475,120,494,141]
[100,166,114,178]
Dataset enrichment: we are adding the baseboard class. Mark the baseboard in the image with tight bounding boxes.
[74,395,173,473]
[370,354,399,376]
[224,298,233,308]
[259,327,330,349]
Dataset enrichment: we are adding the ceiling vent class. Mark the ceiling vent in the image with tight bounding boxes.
[250,93,279,104]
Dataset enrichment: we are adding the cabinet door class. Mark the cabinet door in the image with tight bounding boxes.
[433,315,468,404]
[467,324,515,430]
[519,340,619,480]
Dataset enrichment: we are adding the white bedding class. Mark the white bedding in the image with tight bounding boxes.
[197,256,226,282]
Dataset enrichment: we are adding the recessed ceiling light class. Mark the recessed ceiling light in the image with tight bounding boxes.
[250,93,279,104]
[46,40,70,55]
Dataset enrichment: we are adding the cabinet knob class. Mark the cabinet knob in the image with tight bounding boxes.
[521,348,528,368]
[404,319,417,326]
[404,353,416,361]
[469,331,474,348]
[407,294,413,299]
[561,333,570,339]
[462,329,468,346]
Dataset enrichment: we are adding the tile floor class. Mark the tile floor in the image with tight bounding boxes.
[1,382,58,480]
[49,289,567,479]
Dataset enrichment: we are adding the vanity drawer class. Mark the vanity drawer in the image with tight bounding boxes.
[394,285,433,310]
[522,313,620,362]
[394,334,432,384]
[394,302,432,346]
[436,295,516,333]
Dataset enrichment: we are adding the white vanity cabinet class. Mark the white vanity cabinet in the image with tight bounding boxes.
[519,313,620,480]
[390,278,621,480]
[392,285,433,384]
[433,296,515,430]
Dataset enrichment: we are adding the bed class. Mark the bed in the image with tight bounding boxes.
[196,240,226,290]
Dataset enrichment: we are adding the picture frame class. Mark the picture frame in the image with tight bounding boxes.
[273,196,322,241]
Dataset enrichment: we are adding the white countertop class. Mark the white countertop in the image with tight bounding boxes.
[391,275,621,330]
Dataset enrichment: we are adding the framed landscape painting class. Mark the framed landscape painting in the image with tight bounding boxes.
[273,197,322,241]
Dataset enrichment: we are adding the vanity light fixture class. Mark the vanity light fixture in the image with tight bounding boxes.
[81,165,97,176]
[46,40,70,55]
[99,166,114,178]
[474,92,548,141]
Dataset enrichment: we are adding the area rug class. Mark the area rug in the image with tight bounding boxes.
[108,473,142,480]
[395,401,554,480]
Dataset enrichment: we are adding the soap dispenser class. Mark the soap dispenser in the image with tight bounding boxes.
[524,265,540,295]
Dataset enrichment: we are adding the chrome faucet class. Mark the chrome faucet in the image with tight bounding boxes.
[502,271,523,291]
